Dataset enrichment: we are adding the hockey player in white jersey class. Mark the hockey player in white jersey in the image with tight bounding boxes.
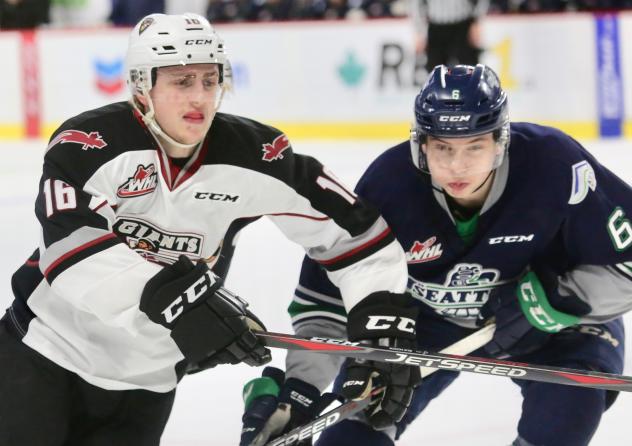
[0,13,413,446]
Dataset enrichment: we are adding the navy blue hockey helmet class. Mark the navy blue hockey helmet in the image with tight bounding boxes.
[410,64,510,171]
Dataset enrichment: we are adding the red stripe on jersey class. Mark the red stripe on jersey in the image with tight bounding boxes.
[44,233,118,278]
[92,200,109,212]
[25,259,39,267]
[318,228,392,266]
[268,212,330,221]
[173,137,210,189]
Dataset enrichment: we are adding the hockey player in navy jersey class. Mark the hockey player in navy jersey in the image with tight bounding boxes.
[0,13,414,446]
[240,64,631,446]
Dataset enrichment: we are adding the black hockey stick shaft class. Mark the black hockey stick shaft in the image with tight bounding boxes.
[264,325,495,446]
[264,389,380,446]
[257,331,632,392]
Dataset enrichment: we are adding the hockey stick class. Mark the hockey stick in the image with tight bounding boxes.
[257,329,632,393]
[264,324,496,446]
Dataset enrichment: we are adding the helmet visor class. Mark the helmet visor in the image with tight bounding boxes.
[422,134,505,176]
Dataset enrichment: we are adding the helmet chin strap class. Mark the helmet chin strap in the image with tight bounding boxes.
[470,170,495,194]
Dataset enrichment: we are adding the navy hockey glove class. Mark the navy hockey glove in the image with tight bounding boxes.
[517,267,591,333]
[479,267,591,358]
[478,282,550,358]
[342,291,422,430]
[240,367,338,446]
[140,255,271,370]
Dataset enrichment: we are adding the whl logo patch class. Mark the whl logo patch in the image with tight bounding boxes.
[117,164,158,198]
[262,134,290,161]
[406,237,443,264]
[47,130,107,151]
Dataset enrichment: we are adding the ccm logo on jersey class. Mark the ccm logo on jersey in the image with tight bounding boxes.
[366,316,416,334]
[161,270,218,324]
[438,115,471,122]
[262,134,291,161]
[488,234,534,244]
[47,130,107,151]
[117,164,158,198]
[194,192,239,202]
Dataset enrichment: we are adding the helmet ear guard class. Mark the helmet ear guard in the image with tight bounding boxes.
[410,64,510,173]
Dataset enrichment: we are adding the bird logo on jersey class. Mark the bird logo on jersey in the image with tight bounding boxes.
[262,134,291,162]
[47,130,108,151]
[117,164,158,198]
[406,237,443,264]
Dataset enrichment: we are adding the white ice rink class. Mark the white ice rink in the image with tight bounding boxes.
[1,138,631,445]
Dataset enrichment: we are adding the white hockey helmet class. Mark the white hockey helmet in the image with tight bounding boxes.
[126,13,230,148]
[127,12,228,95]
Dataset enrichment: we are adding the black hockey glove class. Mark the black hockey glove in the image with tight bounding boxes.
[341,291,422,430]
[240,367,338,446]
[140,255,271,370]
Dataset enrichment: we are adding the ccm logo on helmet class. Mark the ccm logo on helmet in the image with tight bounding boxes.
[185,39,213,45]
[438,115,471,122]
[366,316,416,334]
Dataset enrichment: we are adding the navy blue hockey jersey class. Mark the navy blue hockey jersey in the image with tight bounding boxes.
[286,123,632,389]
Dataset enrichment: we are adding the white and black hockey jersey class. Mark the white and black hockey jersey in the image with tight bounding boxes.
[8,102,407,392]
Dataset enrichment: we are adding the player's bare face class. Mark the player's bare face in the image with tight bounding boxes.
[150,64,221,147]
[424,133,499,205]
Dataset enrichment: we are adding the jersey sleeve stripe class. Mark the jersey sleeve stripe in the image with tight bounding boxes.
[317,228,394,270]
[291,314,347,329]
[91,200,109,213]
[288,298,347,331]
[295,284,344,307]
[613,263,632,282]
[44,233,120,281]
[268,212,330,221]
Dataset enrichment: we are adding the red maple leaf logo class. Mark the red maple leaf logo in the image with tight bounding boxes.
[262,134,290,162]
[410,241,424,254]
[133,164,155,181]
[410,236,436,254]
[47,130,107,151]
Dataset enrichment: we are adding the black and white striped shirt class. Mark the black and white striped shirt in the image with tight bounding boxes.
[411,0,489,30]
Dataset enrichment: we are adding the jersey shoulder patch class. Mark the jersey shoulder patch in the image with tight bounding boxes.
[568,160,597,205]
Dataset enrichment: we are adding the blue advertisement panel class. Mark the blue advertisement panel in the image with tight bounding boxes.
[596,15,624,137]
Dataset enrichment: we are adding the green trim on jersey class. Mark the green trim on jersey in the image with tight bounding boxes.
[455,213,479,245]
[517,271,580,333]
[287,300,348,319]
